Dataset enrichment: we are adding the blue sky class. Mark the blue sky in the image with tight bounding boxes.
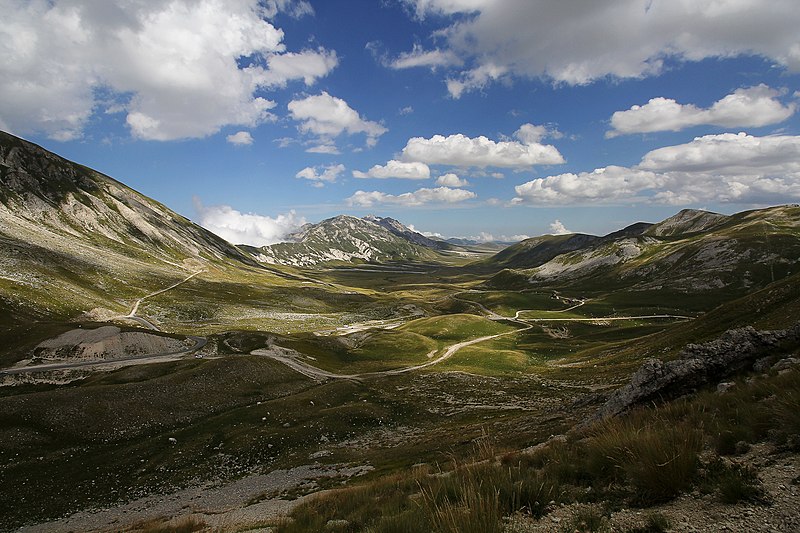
[2,0,800,245]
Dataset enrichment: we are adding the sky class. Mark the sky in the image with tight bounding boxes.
[2,0,800,245]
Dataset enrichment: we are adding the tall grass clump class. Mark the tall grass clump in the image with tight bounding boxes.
[584,415,703,504]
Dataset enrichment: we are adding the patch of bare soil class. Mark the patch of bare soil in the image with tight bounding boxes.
[30,325,186,362]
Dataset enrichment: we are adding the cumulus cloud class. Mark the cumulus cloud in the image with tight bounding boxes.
[403,0,800,96]
[347,186,476,207]
[549,220,572,235]
[436,173,470,187]
[295,164,344,187]
[288,92,387,148]
[353,160,431,180]
[194,199,305,246]
[0,0,338,141]
[226,131,254,146]
[259,48,339,87]
[608,85,796,137]
[514,166,661,204]
[514,132,800,205]
[401,128,564,169]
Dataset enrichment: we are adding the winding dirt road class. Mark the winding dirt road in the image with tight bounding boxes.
[252,323,533,381]
[2,271,207,376]
[123,270,205,330]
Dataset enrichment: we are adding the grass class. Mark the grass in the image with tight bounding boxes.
[275,366,799,532]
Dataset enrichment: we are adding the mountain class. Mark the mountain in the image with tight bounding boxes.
[363,215,451,250]
[484,206,800,294]
[0,131,261,328]
[248,215,442,266]
[645,208,729,237]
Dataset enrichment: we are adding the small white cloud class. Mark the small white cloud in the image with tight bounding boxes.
[295,164,345,185]
[347,186,476,207]
[549,220,571,235]
[194,199,305,247]
[436,173,470,187]
[514,123,563,144]
[399,106,415,115]
[401,128,564,169]
[226,131,254,146]
[408,224,445,238]
[305,143,341,154]
[263,0,315,18]
[390,44,462,70]
[608,85,796,137]
[259,48,338,87]
[353,160,430,180]
[288,91,387,149]
[446,63,508,99]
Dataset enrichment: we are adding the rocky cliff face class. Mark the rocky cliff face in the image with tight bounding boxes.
[594,322,800,420]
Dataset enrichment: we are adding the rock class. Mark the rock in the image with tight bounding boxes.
[717,381,736,394]
[753,357,773,373]
[735,441,752,455]
[592,322,800,420]
[325,519,350,530]
[772,357,798,371]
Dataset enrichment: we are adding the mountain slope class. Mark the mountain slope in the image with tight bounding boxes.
[484,205,800,295]
[250,215,442,266]
[0,131,277,330]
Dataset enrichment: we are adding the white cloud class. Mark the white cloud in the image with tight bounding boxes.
[390,44,461,70]
[549,220,571,235]
[0,0,341,141]
[514,166,661,205]
[262,0,314,19]
[408,224,445,238]
[403,1,800,95]
[288,91,387,148]
[305,143,340,154]
[608,85,796,137]
[514,132,800,205]
[259,48,338,87]
[399,106,415,115]
[347,186,476,207]
[194,199,305,246]
[406,0,489,18]
[295,164,344,186]
[226,131,254,146]
[436,173,470,187]
[353,160,431,180]
[401,128,564,168]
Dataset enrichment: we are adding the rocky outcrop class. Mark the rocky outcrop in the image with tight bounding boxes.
[594,322,800,420]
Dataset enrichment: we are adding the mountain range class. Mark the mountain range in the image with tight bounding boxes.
[2,130,799,333]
